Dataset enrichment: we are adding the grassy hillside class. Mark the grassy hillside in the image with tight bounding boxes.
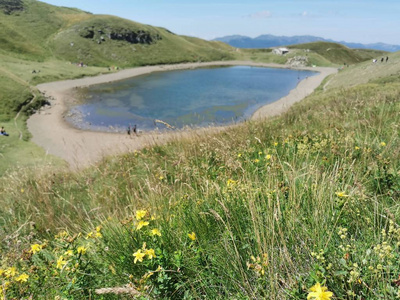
[1,50,399,298]
[326,51,400,89]
[0,0,236,121]
[237,42,386,67]
[50,16,234,67]
[287,41,386,65]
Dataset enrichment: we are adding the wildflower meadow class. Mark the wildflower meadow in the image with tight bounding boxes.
[1,78,399,298]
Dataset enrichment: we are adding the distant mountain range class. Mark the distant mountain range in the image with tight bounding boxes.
[213,35,400,52]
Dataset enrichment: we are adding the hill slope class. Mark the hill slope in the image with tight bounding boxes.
[0,0,235,121]
[0,0,234,66]
[287,41,385,65]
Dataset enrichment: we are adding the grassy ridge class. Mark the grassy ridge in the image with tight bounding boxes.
[238,42,386,68]
[0,71,399,298]
[287,42,386,65]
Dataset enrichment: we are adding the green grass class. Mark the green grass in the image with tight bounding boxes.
[287,41,387,65]
[326,51,400,89]
[0,70,399,298]
[0,118,65,174]
[237,43,384,67]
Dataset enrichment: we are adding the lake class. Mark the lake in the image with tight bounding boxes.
[66,66,317,132]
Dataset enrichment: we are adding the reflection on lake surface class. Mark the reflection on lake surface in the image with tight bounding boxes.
[66,66,317,132]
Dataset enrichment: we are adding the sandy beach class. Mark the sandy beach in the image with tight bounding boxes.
[27,61,337,170]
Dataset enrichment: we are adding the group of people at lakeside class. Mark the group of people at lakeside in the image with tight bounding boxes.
[1,126,9,136]
[127,124,137,136]
[373,56,389,63]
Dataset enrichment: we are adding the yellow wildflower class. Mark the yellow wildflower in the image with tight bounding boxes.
[64,250,74,256]
[254,159,260,163]
[380,142,386,147]
[335,191,349,198]
[265,154,271,160]
[307,282,333,300]
[136,220,150,230]
[77,246,87,255]
[159,175,164,180]
[30,243,43,254]
[0,269,4,276]
[355,146,360,150]
[5,267,17,278]
[133,249,146,263]
[188,232,196,241]
[237,153,242,158]
[136,210,147,220]
[274,142,278,146]
[15,273,29,283]
[145,248,156,260]
[56,256,67,270]
[55,230,68,239]
[227,179,237,187]
[150,228,162,236]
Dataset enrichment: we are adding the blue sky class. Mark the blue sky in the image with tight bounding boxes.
[40,0,400,44]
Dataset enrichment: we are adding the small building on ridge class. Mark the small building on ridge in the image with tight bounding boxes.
[273,47,289,55]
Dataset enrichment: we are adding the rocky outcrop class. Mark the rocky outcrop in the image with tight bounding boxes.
[286,56,309,67]
[0,0,24,14]
[79,26,162,45]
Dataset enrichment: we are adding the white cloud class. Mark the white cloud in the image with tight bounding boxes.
[297,11,320,18]
[248,10,272,19]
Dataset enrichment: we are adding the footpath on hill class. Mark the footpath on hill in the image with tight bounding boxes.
[27,61,337,170]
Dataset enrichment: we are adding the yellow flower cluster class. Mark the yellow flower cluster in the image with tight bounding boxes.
[307,282,333,300]
[226,179,237,188]
[86,226,103,239]
[247,253,268,277]
[30,243,44,254]
[133,243,156,264]
[335,191,349,198]
[150,228,162,237]
[374,241,394,262]
[0,266,29,296]
[56,256,68,270]
[311,249,326,263]
[77,246,87,255]
[188,232,196,241]
[55,230,69,239]
[338,227,348,240]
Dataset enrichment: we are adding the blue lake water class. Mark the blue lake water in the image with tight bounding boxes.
[67,66,317,132]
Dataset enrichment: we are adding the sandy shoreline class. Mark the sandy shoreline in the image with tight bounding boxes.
[27,61,337,170]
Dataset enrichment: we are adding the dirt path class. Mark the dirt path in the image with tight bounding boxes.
[27,61,337,170]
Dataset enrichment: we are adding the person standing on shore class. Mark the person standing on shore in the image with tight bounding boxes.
[133,125,137,135]
[127,125,131,135]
